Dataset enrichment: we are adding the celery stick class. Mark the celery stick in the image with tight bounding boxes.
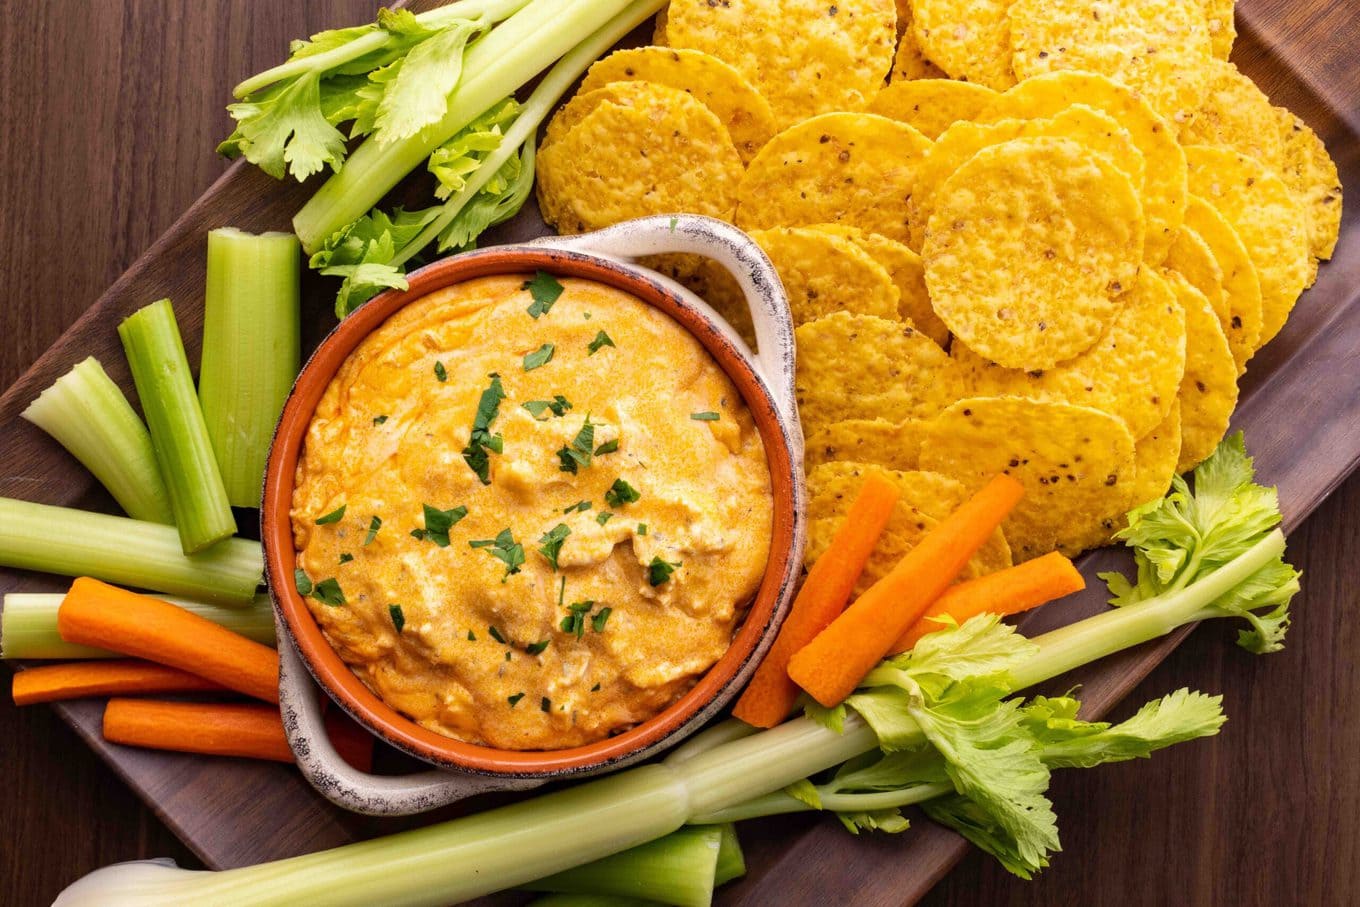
[713,824,745,886]
[523,825,721,907]
[21,357,174,524]
[528,897,658,907]
[0,498,261,605]
[2,591,276,659]
[199,229,301,508]
[118,298,236,552]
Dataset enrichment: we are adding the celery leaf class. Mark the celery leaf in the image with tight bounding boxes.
[1022,689,1226,769]
[372,21,478,142]
[221,73,348,181]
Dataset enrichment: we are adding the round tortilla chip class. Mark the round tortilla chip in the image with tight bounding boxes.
[806,462,1012,592]
[868,79,999,140]
[804,418,926,471]
[795,312,963,437]
[1277,107,1343,268]
[892,2,948,81]
[652,8,669,43]
[979,71,1187,264]
[536,83,743,234]
[1165,223,1228,327]
[1179,59,1284,171]
[1182,195,1263,369]
[750,227,901,326]
[923,136,1144,371]
[806,224,950,346]
[910,0,1017,90]
[1199,0,1236,59]
[735,113,933,244]
[1009,0,1214,127]
[1165,272,1238,472]
[664,0,897,128]
[951,269,1187,439]
[919,396,1138,560]
[1184,145,1309,348]
[908,104,1146,252]
[577,47,777,164]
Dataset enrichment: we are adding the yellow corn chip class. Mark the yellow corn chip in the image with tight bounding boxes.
[868,78,1000,140]
[1277,107,1343,268]
[1179,59,1284,171]
[892,1,948,81]
[750,227,901,326]
[1182,196,1263,369]
[804,418,925,471]
[910,0,1017,90]
[1199,0,1236,59]
[1165,272,1239,472]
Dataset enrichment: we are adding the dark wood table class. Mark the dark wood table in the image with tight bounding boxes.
[2,1,1356,904]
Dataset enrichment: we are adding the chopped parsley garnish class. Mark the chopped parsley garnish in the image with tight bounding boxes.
[461,374,506,485]
[372,414,388,425]
[593,439,619,455]
[488,626,507,644]
[540,697,552,713]
[467,630,477,641]
[339,552,354,565]
[410,504,468,547]
[560,600,596,638]
[591,607,613,633]
[557,576,566,608]
[470,528,524,580]
[312,577,347,606]
[433,361,448,382]
[587,330,615,355]
[523,343,555,371]
[388,604,405,633]
[605,478,641,508]
[364,516,382,545]
[505,650,512,661]
[690,411,720,421]
[508,692,525,708]
[563,500,592,514]
[294,568,313,596]
[525,639,551,655]
[557,416,595,474]
[637,523,648,536]
[596,511,614,525]
[537,523,571,570]
[523,271,564,318]
[668,216,679,233]
[315,505,346,525]
[647,557,680,587]
[591,682,601,692]
[522,395,572,420]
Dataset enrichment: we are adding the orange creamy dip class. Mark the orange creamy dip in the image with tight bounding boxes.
[291,275,772,749]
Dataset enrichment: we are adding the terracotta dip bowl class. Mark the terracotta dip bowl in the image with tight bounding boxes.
[261,215,806,815]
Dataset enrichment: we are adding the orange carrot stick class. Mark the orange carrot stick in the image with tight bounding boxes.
[103,699,293,762]
[788,474,1025,707]
[733,473,901,728]
[58,577,279,703]
[890,551,1085,654]
[12,659,224,706]
[325,707,377,774]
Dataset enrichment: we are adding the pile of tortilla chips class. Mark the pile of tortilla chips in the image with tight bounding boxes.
[535,0,1342,566]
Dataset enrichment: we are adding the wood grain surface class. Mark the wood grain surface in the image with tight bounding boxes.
[1,1,1358,905]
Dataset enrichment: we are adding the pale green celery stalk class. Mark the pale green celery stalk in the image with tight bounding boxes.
[118,299,236,553]
[713,824,745,886]
[199,229,301,508]
[692,781,955,826]
[21,357,173,524]
[293,0,656,253]
[0,498,261,605]
[232,0,529,98]
[528,896,657,907]
[52,533,1286,906]
[523,825,721,907]
[1,592,275,659]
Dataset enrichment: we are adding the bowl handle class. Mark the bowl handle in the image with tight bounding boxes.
[526,215,800,430]
[277,621,544,815]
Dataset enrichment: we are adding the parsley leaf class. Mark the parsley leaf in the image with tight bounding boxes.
[467,630,477,641]
[388,604,405,633]
[523,343,555,371]
[461,374,506,484]
[372,414,388,425]
[508,692,525,707]
[605,478,641,508]
[647,557,680,587]
[523,271,565,318]
[339,552,354,564]
[593,439,619,455]
[522,395,572,420]
[591,607,612,633]
[488,626,506,644]
[364,516,382,545]
[315,505,346,525]
[537,523,571,570]
[294,568,313,596]
[525,639,551,655]
[561,600,596,638]
[557,417,595,474]
[411,504,467,547]
[691,411,720,421]
[637,523,647,536]
[563,500,591,514]
[434,361,448,382]
[311,577,347,607]
[469,528,525,581]
[587,331,615,355]
[596,511,614,525]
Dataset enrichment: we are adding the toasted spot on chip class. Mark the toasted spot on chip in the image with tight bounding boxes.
[1184,145,1309,348]
[1198,0,1236,59]
[1182,195,1263,369]
[1179,59,1284,171]
[908,105,1146,253]
[642,253,756,349]
[919,396,1137,560]
[804,418,926,471]
[577,47,777,163]
[795,312,963,437]
[923,136,1144,371]
[750,227,901,326]
[664,0,897,128]
[951,269,1186,439]
[910,0,1017,90]
[892,1,948,81]
[979,71,1187,263]
[537,83,743,234]
[1009,0,1213,127]
[806,462,1011,591]
[736,113,933,244]
[1277,107,1343,268]
[868,78,999,140]
[1165,272,1238,472]
[806,224,950,345]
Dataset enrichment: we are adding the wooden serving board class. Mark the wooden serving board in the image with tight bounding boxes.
[1,0,1357,901]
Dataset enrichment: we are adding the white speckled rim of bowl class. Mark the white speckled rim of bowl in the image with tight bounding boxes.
[262,215,805,815]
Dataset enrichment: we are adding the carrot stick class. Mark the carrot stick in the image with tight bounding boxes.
[788,474,1025,707]
[12,659,224,706]
[733,473,901,728]
[325,707,377,774]
[890,551,1085,654]
[58,577,279,703]
[103,699,293,762]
